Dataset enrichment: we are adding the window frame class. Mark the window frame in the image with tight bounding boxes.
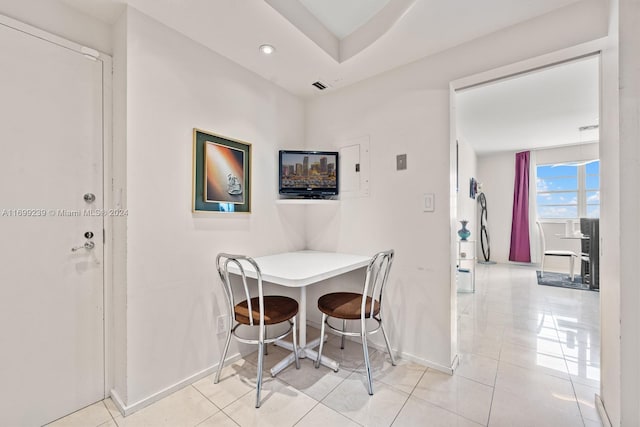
[536,160,600,220]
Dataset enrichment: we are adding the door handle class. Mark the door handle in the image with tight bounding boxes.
[71,241,95,252]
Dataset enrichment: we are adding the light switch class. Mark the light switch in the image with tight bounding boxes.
[397,154,407,170]
[424,193,435,212]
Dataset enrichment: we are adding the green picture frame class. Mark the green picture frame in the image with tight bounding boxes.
[192,128,251,213]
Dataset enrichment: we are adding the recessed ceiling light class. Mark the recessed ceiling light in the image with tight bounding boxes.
[259,44,276,55]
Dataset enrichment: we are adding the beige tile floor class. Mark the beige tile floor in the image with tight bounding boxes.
[48,263,602,427]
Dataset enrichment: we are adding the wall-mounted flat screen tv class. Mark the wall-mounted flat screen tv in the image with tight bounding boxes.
[279,150,339,198]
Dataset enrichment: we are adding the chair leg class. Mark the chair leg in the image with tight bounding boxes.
[361,321,374,395]
[292,317,300,369]
[315,313,327,368]
[214,318,233,384]
[540,254,545,278]
[256,333,265,408]
[341,319,346,349]
[263,326,268,355]
[569,256,575,281]
[380,322,396,366]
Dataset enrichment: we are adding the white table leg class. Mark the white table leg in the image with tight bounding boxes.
[270,335,339,375]
[270,353,297,376]
[274,340,294,351]
[270,286,340,376]
[299,336,338,370]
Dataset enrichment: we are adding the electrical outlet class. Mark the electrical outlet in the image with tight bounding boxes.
[216,315,228,335]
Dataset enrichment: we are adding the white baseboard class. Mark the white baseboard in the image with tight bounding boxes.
[450,353,460,372]
[109,352,241,417]
[595,394,612,427]
[399,349,458,375]
[108,388,127,416]
[306,318,458,375]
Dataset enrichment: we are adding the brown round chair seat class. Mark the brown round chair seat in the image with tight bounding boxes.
[235,296,299,325]
[317,292,380,320]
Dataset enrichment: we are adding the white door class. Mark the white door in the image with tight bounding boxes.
[0,21,105,426]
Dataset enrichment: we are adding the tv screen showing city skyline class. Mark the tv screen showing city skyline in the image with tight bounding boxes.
[280,152,337,189]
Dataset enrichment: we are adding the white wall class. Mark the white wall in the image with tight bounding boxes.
[118,7,307,404]
[111,6,128,403]
[306,87,454,367]
[304,0,609,370]
[618,0,640,424]
[476,143,598,267]
[599,0,621,424]
[0,0,112,54]
[476,151,515,263]
[535,142,599,164]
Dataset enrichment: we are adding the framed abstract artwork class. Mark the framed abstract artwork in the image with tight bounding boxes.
[192,128,251,213]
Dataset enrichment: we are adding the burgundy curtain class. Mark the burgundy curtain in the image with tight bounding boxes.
[509,151,531,262]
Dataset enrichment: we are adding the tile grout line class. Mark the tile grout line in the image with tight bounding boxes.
[407,389,480,425]
[291,400,321,427]
[277,358,349,401]
[285,359,353,426]
[388,367,428,426]
[317,374,366,427]
[189,384,241,427]
[486,343,504,427]
[191,369,254,425]
[554,312,591,426]
[192,403,242,427]
[101,399,118,426]
[414,363,495,424]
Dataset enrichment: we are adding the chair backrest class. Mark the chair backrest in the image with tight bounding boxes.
[216,253,264,327]
[535,221,546,254]
[362,250,394,320]
[580,218,592,255]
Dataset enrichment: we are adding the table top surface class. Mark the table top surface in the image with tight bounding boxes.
[227,250,371,287]
[555,233,590,239]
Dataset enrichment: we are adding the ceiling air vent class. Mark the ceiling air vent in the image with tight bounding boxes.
[312,81,328,90]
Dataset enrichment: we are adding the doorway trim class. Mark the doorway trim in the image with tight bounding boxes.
[0,13,115,400]
[447,36,606,369]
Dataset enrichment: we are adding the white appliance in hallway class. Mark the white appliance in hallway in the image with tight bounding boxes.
[0,19,106,426]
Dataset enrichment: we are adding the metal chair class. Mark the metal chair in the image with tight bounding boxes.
[580,218,600,289]
[215,253,300,408]
[536,221,578,281]
[314,250,396,395]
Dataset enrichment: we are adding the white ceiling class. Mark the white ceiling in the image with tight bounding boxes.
[299,0,391,39]
[62,0,597,155]
[63,0,582,97]
[456,55,600,155]
[264,0,417,63]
